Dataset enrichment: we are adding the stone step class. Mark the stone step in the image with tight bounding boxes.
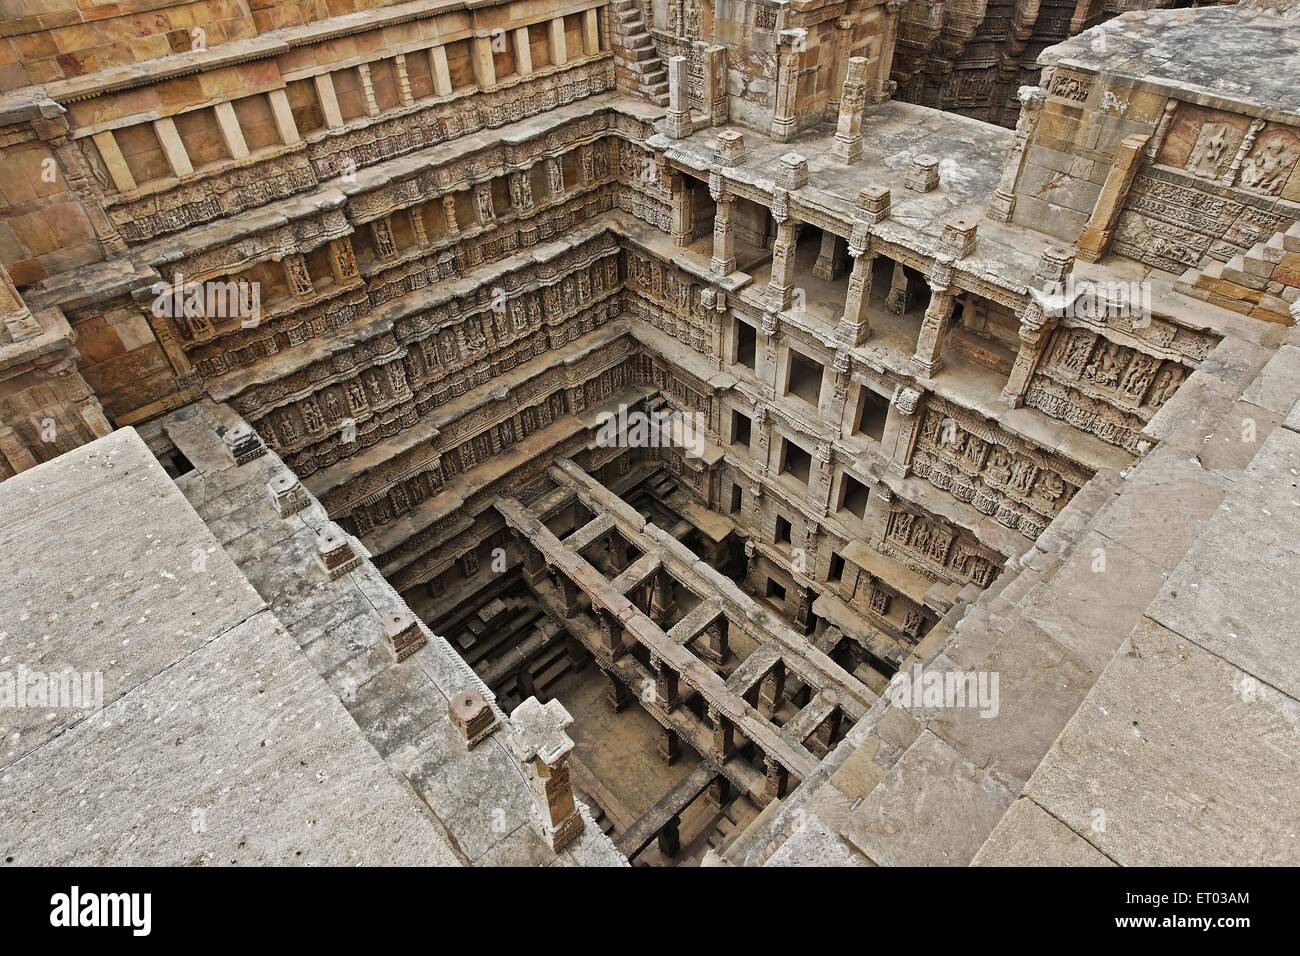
[628,43,658,62]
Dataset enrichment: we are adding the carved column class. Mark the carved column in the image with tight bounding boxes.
[703,44,728,126]
[356,62,380,117]
[508,697,584,852]
[757,660,786,718]
[669,172,692,247]
[666,55,692,139]
[709,705,734,760]
[393,53,415,107]
[652,655,679,711]
[884,260,910,314]
[549,18,568,67]
[711,185,736,275]
[911,264,957,378]
[701,614,729,665]
[1076,133,1150,263]
[837,236,876,347]
[604,669,631,710]
[767,214,798,311]
[313,73,345,129]
[987,85,1047,223]
[596,609,625,660]
[771,29,806,143]
[658,728,681,766]
[1000,302,1056,408]
[814,230,845,281]
[441,193,460,237]
[832,56,869,164]
[650,569,676,626]
[761,753,789,805]
[883,387,922,478]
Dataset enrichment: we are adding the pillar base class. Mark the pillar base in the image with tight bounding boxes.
[987,192,1015,223]
[832,136,862,165]
[711,256,736,276]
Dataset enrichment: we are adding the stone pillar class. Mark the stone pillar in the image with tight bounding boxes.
[761,753,789,805]
[669,172,692,246]
[513,27,533,76]
[430,46,453,96]
[911,263,957,378]
[508,697,584,852]
[666,55,691,139]
[558,576,581,617]
[441,193,460,236]
[266,88,300,144]
[987,85,1047,223]
[700,614,729,665]
[652,655,679,711]
[1000,302,1055,408]
[650,569,676,626]
[703,44,728,126]
[597,609,626,660]
[356,62,380,117]
[884,260,910,314]
[584,8,600,53]
[810,704,842,755]
[212,101,249,159]
[313,72,345,128]
[658,728,681,766]
[657,815,681,856]
[837,242,876,347]
[707,776,730,812]
[604,669,631,711]
[757,660,786,718]
[710,188,736,275]
[90,131,136,193]
[1076,133,1150,263]
[522,542,547,586]
[771,30,805,143]
[605,532,628,574]
[709,706,734,760]
[832,56,868,164]
[153,118,193,177]
[393,54,415,107]
[471,35,497,88]
[871,0,904,104]
[767,216,798,311]
[813,230,845,281]
[549,18,568,67]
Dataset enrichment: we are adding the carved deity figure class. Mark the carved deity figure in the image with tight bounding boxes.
[1185,123,1232,179]
[1240,136,1299,195]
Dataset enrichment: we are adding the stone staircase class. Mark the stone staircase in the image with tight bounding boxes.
[1176,220,1300,325]
[609,0,669,107]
